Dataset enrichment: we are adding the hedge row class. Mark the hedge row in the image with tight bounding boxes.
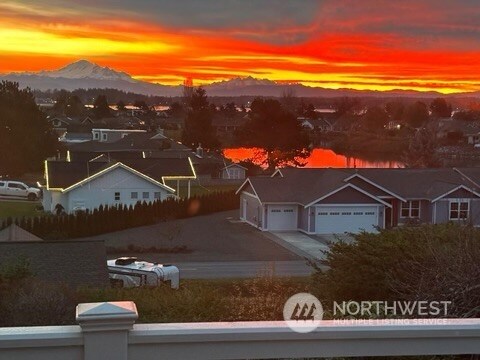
[1,191,239,240]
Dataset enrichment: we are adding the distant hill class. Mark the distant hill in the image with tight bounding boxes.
[2,59,478,98]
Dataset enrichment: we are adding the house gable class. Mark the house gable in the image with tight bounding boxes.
[432,186,480,202]
[241,183,256,196]
[68,166,169,192]
[306,183,391,208]
[235,179,259,199]
[343,173,406,201]
[314,185,383,205]
[346,177,392,197]
[63,163,175,194]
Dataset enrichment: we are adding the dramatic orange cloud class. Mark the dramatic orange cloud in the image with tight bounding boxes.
[1,0,480,93]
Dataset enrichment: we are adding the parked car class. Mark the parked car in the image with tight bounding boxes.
[107,257,180,289]
[0,180,41,201]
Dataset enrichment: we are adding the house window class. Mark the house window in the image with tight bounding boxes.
[114,192,120,201]
[102,133,107,141]
[154,192,162,200]
[401,201,420,218]
[449,200,469,220]
[143,192,149,199]
[131,192,138,200]
[93,132,99,140]
[283,209,294,213]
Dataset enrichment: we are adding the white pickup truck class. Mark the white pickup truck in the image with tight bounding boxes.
[107,257,179,289]
[0,180,41,201]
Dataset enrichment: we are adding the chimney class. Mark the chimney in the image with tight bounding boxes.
[196,143,203,157]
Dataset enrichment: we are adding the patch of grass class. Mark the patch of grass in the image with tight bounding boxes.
[0,201,41,220]
[177,184,241,197]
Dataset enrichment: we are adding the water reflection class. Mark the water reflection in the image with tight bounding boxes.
[223,148,402,168]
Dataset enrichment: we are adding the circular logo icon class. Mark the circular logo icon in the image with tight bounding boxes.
[283,293,323,333]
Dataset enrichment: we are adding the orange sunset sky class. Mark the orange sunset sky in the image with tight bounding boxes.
[1,0,480,94]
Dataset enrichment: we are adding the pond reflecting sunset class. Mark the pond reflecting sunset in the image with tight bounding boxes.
[223,148,402,168]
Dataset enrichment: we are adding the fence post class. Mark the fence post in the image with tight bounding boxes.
[76,301,138,360]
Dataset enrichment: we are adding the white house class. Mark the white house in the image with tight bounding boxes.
[221,163,247,180]
[42,160,193,214]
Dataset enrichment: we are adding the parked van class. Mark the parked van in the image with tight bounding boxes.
[0,181,41,201]
[107,257,179,289]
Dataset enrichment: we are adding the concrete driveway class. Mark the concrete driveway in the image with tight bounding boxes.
[78,210,301,263]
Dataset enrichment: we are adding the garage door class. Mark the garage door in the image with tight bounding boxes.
[315,206,378,234]
[268,205,297,231]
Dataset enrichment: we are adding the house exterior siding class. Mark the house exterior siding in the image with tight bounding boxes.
[298,206,309,232]
[434,198,480,224]
[221,166,246,180]
[397,200,431,225]
[309,207,316,232]
[435,200,450,223]
[240,192,262,228]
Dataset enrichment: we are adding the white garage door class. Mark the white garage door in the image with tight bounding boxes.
[315,206,378,234]
[268,205,297,231]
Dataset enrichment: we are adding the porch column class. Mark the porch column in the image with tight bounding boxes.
[187,180,191,199]
[177,180,180,198]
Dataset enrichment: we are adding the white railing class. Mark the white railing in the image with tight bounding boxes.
[0,301,479,360]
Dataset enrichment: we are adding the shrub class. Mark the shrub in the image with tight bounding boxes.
[20,190,239,240]
[311,223,480,318]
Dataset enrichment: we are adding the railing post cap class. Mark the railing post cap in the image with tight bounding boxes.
[76,301,138,332]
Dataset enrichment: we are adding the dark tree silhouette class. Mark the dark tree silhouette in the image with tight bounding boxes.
[93,95,111,119]
[116,100,126,111]
[236,98,311,170]
[402,128,441,168]
[0,81,59,176]
[385,100,405,122]
[402,101,429,128]
[430,98,452,118]
[362,106,389,131]
[181,87,219,150]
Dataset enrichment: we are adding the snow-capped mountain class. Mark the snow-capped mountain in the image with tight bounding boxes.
[0,59,449,98]
[1,60,182,96]
[208,76,276,90]
[37,60,135,83]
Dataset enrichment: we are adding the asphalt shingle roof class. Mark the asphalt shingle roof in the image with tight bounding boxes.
[67,132,191,153]
[46,158,194,189]
[244,167,480,205]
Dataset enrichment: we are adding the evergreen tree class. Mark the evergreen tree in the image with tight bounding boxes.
[93,95,111,119]
[0,81,59,176]
[236,98,311,170]
[403,128,441,168]
[181,87,220,150]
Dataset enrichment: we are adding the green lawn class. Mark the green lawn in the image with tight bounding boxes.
[0,201,41,220]
[174,184,240,197]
